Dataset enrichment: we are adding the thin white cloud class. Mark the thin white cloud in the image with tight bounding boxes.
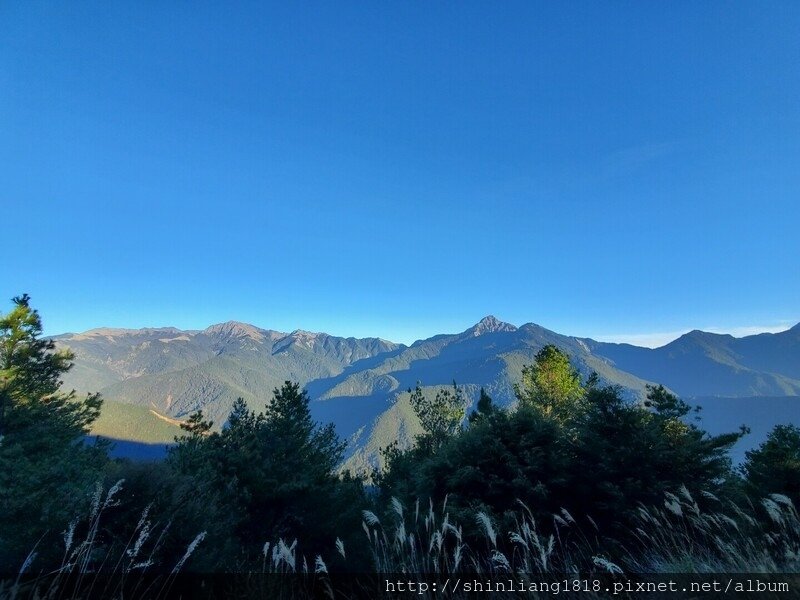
[595,322,796,349]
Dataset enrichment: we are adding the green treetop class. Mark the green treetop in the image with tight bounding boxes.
[0,294,107,568]
[514,344,588,422]
[743,424,800,503]
[409,381,466,448]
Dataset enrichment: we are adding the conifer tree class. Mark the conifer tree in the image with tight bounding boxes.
[468,387,496,423]
[743,424,800,503]
[408,381,465,448]
[514,344,587,422]
[168,382,363,567]
[0,295,107,568]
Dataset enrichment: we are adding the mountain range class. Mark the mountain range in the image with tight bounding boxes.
[54,316,800,470]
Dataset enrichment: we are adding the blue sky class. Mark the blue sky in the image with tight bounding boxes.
[2,2,798,346]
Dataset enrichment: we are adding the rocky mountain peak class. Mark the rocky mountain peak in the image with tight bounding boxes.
[203,321,268,342]
[288,329,320,345]
[469,315,518,336]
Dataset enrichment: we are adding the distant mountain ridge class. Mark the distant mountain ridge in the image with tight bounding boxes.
[586,324,800,397]
[55,321,402,424]
[54,316,800,470]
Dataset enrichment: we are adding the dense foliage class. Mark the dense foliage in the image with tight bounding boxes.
[378,346,746,549]
[166,384,368,569]
[743,424,800,503]
[0,295,107,567]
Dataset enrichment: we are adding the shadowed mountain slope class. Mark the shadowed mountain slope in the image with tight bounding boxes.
[55,317,800,468]
[587,325,800,397]
[55,322,402,424]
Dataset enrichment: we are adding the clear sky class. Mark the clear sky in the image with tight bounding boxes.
[2,2,799,346]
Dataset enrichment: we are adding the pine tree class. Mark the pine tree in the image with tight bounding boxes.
[168,382,363,567]
[0,295,107,568]
[568,383,743,535]
[514,344,587,423]
[469,387,496,423]
[743,424,800,503]
[408,381,465,448]
[170,409,214,472]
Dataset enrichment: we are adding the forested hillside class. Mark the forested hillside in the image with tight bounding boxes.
[2,296,799,598]
[54,315,800,468]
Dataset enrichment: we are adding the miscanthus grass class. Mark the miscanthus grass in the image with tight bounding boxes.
[2,480,206,600]
[6,484,798,599]
[253,488,799,583]
[357,495,600,577]
[624,489,800,573]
